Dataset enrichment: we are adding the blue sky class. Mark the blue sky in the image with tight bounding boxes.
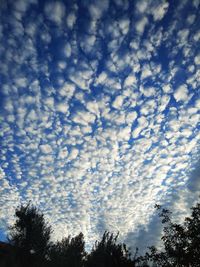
[0,0,200,252]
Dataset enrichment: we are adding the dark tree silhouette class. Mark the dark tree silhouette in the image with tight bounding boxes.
[86,231,135,267]
[49,232,86,267]
[140,203,200,267]
[8,203,52,267]
[2,201,200,267]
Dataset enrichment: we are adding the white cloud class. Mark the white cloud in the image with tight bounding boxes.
[59,82,76,98]
[72,110,96,126]
[151,1,169,21]
[135,17,148,34]
[136,0,148,13]
[68,147,79,161]
[86,101,100,117]
[64,43,72,58]
[195,99,200,109]
[174,85,189,102]
[15,77,27,88]
[44,2,65,24]
[4,100,14,113]
[187,14,196,24]
[40,144,52,154]
[44,97,55,110]
[1,0,200,254]
[26,109,37,122]
[132,116,148,138]
[177,29,189,45]
[56,102,69,114]
[193,30,200,42]
[124,74,137,87]
[88,0,109,19]
[126,111,138,125]
[142,86,156,97]
[112,95,124,109]
[69,71,91,91]
[14,0,32,13]
[66,12,77,29]
[58,147,68,160]
[136,0,168,23]
[117,126,131,141]
[159,95,170,112]
[118,18,130,35]
[95,72,107,84]
[194,53,200,65]
[141,65,152,79]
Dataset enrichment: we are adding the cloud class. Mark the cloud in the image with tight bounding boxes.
[158,95,170,112]
[194,53,200,65]
[136,0,149,13]
[88,0,109,20]
[72,110,96,126]
[118,18,130,35]
[64,43,72,58]
[132,116,149,138]
[135,17,148,34]
[68,147,79,161]
[174,85,189,102]
[44,2,65,24]
[126,111,138,125]
[0,168,21,230]
[141,86,156,97]
[59,82,76,98]
[151,1,169,21]
[135,0,168,23]
[112,95,124,109]
[0,0,200,254]
[66,12,77,29]
[187,158,200,192]
[85,101,100,117]
[124,74,137,87]
[44,97,55,110]
[56,102,69,114]
[40,144,52,154]
[14,77,27,88]
[141,65,152,79]
[95,72,107,84]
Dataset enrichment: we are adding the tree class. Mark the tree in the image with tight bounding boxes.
[8,203,52,267]
[86,231,135,267]
[140,203,200,267]
[49,232,86,267]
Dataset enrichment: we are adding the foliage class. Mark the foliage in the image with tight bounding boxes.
[1,201,200,267]
[86,231,135,267]
[140,202,200,267]
[8,203,52,267]
[49,232,86,267]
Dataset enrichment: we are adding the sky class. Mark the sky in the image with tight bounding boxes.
[0,0,200,253]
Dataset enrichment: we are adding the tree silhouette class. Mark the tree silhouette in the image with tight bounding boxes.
[2,201,200,267]
[49,232,86,267]
[140,202,200,267]
[8,203,52,267]
[86,231,134,267]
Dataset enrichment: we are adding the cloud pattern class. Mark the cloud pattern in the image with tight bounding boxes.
[0,0,200,251]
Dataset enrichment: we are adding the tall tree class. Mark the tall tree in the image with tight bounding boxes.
[141,203,200,267]
[86,231,135,267]
[8,203,52,267]
[49,232,86,267]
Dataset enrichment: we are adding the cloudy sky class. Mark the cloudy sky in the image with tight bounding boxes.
[0,0,200,252]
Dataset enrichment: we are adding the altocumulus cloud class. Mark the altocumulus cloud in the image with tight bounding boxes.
[0,0,200,252]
